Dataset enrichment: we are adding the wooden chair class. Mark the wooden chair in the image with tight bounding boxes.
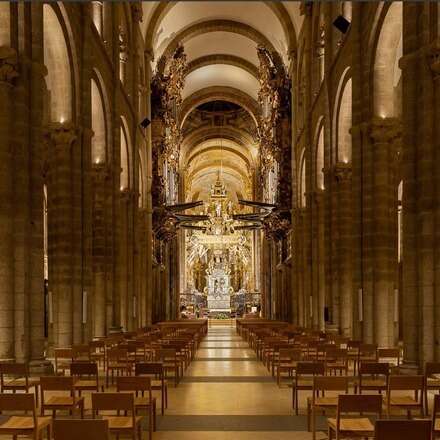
[356,344,377,374]
[70,361,102,395]
[327,394,382,439]
[117,376,156,440]
[40,376,85,418]
[72,344,91,361]
[276,348,302,385]
[425,362,440,415]
[375,419,431,440]
[156,347,181,386]
[377,348,401,371]
[136,361,168,415]
[91,392,142,440]
[292,361,325,415]
[0,362,40,404]
[325,348,349,376]
[432,393,440,438]
[53,419,109,440]
[54,348,73,375]
[90,340,106,368]
[308,376,349,440]
[106,347,131,386]
[356,361,389,394]
[386,375,424,418]
[0,393,52,439]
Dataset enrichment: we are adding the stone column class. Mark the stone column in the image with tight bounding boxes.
[0,47,18,359]
[45,123,77,348]
[334,162,353,337]
[314,189,326,330]
[369,117,401,347]
[91,164,110,337]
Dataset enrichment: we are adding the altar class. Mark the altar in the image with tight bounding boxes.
[205,258,232,314]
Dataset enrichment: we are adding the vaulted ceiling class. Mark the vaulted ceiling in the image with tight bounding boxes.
[142,1,302,202]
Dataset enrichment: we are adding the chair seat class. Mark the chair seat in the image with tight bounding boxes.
[102,416,143,430]
[308,396,338,407]
[387,396,419,406]
[328,417,374,433]
[361,379,387,388]
[135,396,157,407]
[427,378,440,387]
[75,379,98,389]
[4,377,40,388]
[0,416,52,430]
[293,379,313,387]
[151,380,167,389]
[44,395,84,407]
[434,419,440,432]
[108,362,130,369]
[279,363,297,369]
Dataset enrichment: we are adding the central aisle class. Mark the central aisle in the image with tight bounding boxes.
[156,323,325,439]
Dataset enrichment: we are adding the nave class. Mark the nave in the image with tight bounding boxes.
[156,323,324,439]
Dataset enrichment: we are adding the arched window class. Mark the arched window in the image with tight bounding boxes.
[299,151,307,208]
[0,3,10,46]
[316,124,325,189]
[43,4,72,122]
[120,124,130,190]
[373,2,402,118]
[91,78,106,164]
[336,76,352,163]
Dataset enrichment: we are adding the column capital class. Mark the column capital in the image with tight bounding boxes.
[427,38,440,77]
[120,187,139,202]
[332,161,352,182]
[0,47,19,84]
[44,122,77,147]
[92,163,112,183]
[369,117,402,144]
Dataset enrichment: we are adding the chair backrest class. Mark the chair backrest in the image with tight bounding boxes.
[375,420,431,440]
[40,375,75,392]
[55,348,73,359]
[377,348,400,359]
[116,376,151,392]
[107,348,127,362]
[359,344,378,357]
[279,348,302,361]
[135,362,164,377]
[313,375,349,393]
[338,394,382,414]
[359,361,389,376]
[92,392,134,413]
[157,348,176,359]
[70,361,98,376]
[388,375,424,391]
[72,344,91,359]
[0,392,36,412]
[425,362,440,376]
[0,362,28,376]
[296,362,325,376]
[433,394,440,425]
[325,348,348,361]
[53,419,110,440]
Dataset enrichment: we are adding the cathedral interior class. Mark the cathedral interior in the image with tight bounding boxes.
[0,1,439,439]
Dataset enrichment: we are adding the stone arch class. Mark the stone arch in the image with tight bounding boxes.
[120,117,131,190]
[43,3,74,123]
[0,3,10,45]
[333,67,352,163]
[187,55,258,79]
[159,20,282,73]
[91,77,107,164]
[180,86,259,128]
[371,2,402,118]
[314,118,325,190]
[144,1,296,57]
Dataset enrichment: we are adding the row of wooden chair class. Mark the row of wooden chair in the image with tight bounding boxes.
[326,394,437,440]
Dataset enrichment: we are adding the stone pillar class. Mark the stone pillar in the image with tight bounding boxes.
[0,47,18,359]
[334,162,353,336]
[314,190,326,330]
[45,123,77,348]
[369,117,401,347]
[91,164,110,337]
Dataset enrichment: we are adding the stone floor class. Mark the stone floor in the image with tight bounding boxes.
[154,324,326,439]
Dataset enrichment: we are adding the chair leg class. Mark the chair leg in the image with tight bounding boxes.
[153,401,157,431]
[148,407,153,440]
